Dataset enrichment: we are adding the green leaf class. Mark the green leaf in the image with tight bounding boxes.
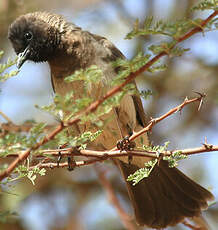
[140,89,153,100]
[13,165,46,185]
[143,141,170,153]
[112,52,151,85]
[55,130,102,149]
[0,51,19,82]
[65,65,103,90]
[0,211,17,223]
[126,17,205,40]
[127,159,158,185]
[192,0,218,11]
[149,42,190,57]
[163,151,188,168]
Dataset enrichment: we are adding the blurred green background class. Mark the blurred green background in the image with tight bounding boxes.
[0,0,218,229]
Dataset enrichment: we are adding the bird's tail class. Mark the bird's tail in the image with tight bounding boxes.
[117,160,214,229]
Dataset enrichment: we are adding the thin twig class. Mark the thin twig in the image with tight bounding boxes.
[4,144,218,160]
[114,93,206,147]
[0,111,13,123]
[2,95,218,171]
[94,164,137,230]
[27,143,218,170]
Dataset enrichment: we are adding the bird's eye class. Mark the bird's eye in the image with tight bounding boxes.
[24,32,33,41]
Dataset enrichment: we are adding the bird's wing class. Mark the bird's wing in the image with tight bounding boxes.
[87,32,149,154]
[93,34,148,128]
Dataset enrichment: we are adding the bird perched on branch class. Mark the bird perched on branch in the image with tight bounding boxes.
[8,12,214,229]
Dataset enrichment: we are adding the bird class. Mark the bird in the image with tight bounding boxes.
[8,12,214,229]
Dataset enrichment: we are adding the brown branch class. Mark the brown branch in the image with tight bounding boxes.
[2,94,218,171]
[177,10,218,42]
[28,143,218,170]
[0,122,55,133]
[0,110,13,123]
[116,93,206,146]
[94,164,137,230]
[0,10,217,181]
[2,94,213,159]
[5,143,218,161]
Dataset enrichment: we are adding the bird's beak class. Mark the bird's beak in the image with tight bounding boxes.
[17,46,30,69]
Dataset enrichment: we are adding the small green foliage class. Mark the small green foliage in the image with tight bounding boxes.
[149,42,190,57]
[38,92,93,122]
[192,0,218,11]
[143,141,170,153]
[55,130,102,150]
[112,53,151,85]
[127,159,158,185]
[69,130,102,149]
[163,151,188,168]
[0,122,47,156]
[0,211,17,223]
[126,17,172,39]
[148,63,167,73]
[143,142,187,168]
[99,92,124,113]
[0,133,28,157]
[14,165,46,185]
[126,17,204,40]
[27,123,47,146]
[0,163,9,173]
[65,65,102,89]
[0,51,19,82]
[170,47,190,57]
[140,89,153,100]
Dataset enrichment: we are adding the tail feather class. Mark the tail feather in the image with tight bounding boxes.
[160,165,213,203]
[158,167,208,212]
[117,160,214,229]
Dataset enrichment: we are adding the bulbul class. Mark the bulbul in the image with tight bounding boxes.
[8,12,214,229]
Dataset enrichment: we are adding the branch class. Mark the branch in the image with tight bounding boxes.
[2,94,218,171]
[94,164,137,230]
[0,122,54,136]
[1,94,211,158]
[0,10,217,181]
[0,110,12,123]
[28,143,218,170]
[117,93,206,146]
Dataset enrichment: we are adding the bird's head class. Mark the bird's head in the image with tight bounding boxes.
[8,12,62,68]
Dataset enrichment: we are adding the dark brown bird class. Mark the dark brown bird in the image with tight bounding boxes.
[8,12,214,229]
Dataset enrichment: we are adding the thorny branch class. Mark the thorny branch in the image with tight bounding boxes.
[0,10,217,181]
[2,94,218,170]
[94,164,137,230]
[27,143,218,170]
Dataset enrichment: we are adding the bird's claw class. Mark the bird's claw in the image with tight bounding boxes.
[117,136,136,151]
[117,136,136,164]
[67,156,76,171]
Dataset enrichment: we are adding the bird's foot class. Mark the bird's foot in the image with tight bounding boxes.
[117,136,136,164]
[67,156,76,171]
[57,143,68,167]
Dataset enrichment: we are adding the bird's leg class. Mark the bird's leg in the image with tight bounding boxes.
[116,136,136,164]
[67,147,80,171]
[57,148,62,168]
[67,156,76,171]
[57,143,68,167]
